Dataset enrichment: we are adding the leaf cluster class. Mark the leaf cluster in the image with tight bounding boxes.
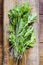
[8,3,37,59]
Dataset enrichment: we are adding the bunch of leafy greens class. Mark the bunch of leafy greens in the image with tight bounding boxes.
[8,3,37,60]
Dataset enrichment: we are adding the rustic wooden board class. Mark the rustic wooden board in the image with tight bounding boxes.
[0,0,3,65]
[39,43,43,65]
[3,0,39,65]
[39,0,43,65]
[39,2,43,15]
[0,42,3,65]
[39,0,43,15]
[39,15,43,42]
[0,0,3,15]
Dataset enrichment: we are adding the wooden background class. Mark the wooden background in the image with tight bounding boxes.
[1,0,43,65]
[0,0,3,65]
[39,0,43,65]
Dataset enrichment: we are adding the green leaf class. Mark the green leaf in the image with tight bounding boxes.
[8,3,37,59]
[28,12,37,24]
[8,24,14,32]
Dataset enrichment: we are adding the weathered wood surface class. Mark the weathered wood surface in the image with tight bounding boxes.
[39,0,43,65]
[3,0,39,65]
[39,15,43,42]
[0,0,3,65]
[39,0,43,15]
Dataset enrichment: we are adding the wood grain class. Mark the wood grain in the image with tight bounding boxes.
[3,0,17,65]
[39,2,43,15]
[39,0,43,65]
[0,0,3,65]
[0,42,3,65]
[39,15,43,42]
[0,24,3,41]
[0,0,3,15]
[3,0,39,65]
[39,43,43,65]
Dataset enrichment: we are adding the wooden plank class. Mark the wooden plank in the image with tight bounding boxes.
[3,1,17,65]
[39,0,43,3]
[0,15,3,24]
[0,0,4,65]
[39,43,43,65]
[39,0,43,15]
[0,0,3,14]
[39,2,43,15]
[0,10,3,15]
[39,0,43,65]
[0,42,3,65]
[0,0,3,9]
[39,43,43,56]
[0,0,3,15]
[0,0,3,64]
[39,15,43,42]
[0,0,3,4]
[3,0,39,65]
[0,24,3,41]
[0,14,3,42]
